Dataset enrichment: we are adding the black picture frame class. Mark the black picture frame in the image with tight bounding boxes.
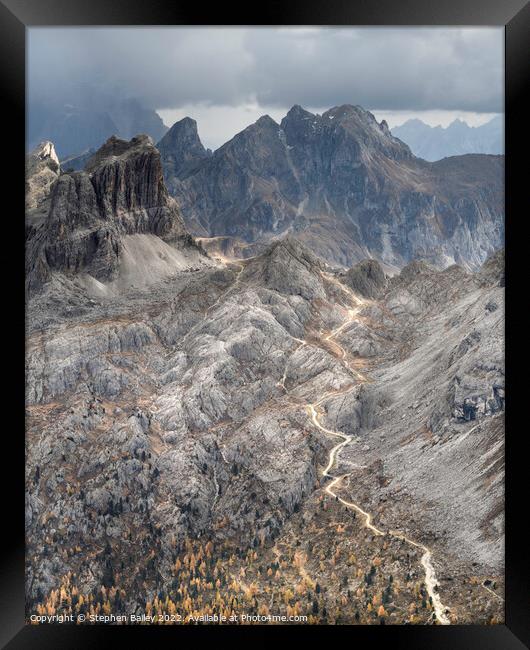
[2,0,528,647]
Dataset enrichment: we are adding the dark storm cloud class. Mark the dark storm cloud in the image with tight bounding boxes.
[246,28,503,112]
[28,27,503,113]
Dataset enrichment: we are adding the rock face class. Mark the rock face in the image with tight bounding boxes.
[341,259,387,299]
[478,248,505,287]
[162,104,504,270]
[25,141,60,218]
[26,135,204,294]
[158,117,211,193]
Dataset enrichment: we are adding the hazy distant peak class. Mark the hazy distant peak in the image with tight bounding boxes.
[28,91,168,159]
[401,117,425,127]
[392,115,502,161]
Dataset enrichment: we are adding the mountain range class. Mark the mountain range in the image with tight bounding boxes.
[25,131,504,624]
[392,116,503,161]
[158,105,504,271]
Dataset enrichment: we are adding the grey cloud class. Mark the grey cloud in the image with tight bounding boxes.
[28,27,503,114]
[245,28,503,112]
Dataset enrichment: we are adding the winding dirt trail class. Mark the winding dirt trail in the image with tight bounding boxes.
[198,260,454,623]
[294,273,451,624]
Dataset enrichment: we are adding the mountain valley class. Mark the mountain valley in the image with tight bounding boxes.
[25,127,504,625]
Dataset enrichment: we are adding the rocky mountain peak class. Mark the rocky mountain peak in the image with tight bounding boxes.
[283,104,315,122]
[255,114,280,128]
[201,115,280,163]
[280,105,318,136]
[157,118,210,185]
[278,103,412,163]
[234,115,281,144]
[324,103,362,119]
[33,140,60,166]
[165,103,503,272]
[85,134,154,172]
[342,258,387,299]
[322,104,380,127]
[26,141,61,216]
[26,134,196,292]
[81,134,177,222]
[242,236,325,300]
[379,119,390,135]
[324,105,413,160]
[161,117,201,144]
[26,141,60,179]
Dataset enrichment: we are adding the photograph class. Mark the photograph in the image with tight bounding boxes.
[22,24,509,628]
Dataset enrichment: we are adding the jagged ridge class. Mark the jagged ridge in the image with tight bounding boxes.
[26,134,200,293]
[161,104,504,271]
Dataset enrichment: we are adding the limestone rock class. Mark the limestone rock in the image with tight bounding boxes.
[26,135,202,293]
[158,117,211,192]
[163,104,504,270]
[26,141,60,218]
[342,259,387,299]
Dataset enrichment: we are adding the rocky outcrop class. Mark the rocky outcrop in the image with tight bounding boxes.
[26,141,60,219]
[26,135,199,293]
[157,117,211,193]
[163,104,504,270]
[241,237,325,301]
[342,259,387,299]
[478,248,505,287]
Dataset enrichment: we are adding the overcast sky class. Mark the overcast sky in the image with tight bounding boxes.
[28,27,504,150]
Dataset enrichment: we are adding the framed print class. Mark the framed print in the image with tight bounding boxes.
[1,0,528,647]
